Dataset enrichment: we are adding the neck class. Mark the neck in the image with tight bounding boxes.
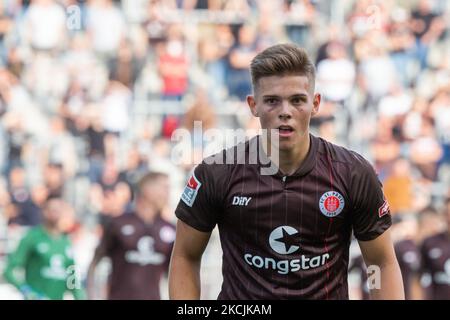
[136,202,158,224]
[262,132,310,176]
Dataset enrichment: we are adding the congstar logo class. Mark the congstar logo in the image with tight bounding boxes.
[244,226,330,275]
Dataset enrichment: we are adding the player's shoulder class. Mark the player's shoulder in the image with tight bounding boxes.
[195,137,255,178]
[201,137,254,166]
[316,136,368,165]
[316,135,375,171]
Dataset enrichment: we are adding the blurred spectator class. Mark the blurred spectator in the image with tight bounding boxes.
[182,88,217,132]
[387,8,415,86]
[8,184,47,227]
[89,157,131,226]
[227,24,257,101]
[358,32,399,106]
[6,166,35,226]
[157,25,189,100]
[283,0,315,49]
[43,163,65,199]
[409,116,443,181]
[144,0,168,46]
[377,84,413,118]
[46,117,78,177]
[22,0,67,53]
[109,39,144,89]
[86,0,126,60]
[316,41,356,104]
[2,111,29,173]
[198,24,234,92]
[383,158,414,216]
[410,0,446,70]
[100,81,131,135]
[370,117,401,171]
[429,88,450,169]
[118,146,149,200]
[0,1,12,64]
[63,33,106,94]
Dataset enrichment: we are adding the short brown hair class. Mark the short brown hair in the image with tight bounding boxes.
[250,43,316,92]
[136,171,168,195]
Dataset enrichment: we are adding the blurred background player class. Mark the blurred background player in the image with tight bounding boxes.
[3,196,85,300]
[419,197,450,299]
[392,215,422,300]
[86,172,175,300]
[349,207,445,300]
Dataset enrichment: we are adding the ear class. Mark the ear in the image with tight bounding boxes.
[311,93,321,117]
[247,95,258,117]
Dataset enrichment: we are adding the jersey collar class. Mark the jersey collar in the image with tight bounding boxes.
[254,133,318,178]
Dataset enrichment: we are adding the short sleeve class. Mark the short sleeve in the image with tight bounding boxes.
[350,153,392,241]
[175,162,223,232]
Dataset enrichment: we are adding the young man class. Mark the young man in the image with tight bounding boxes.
[86,172,176,300]
[169,43,404,299]
[420,197,450,300]
[3,196,85,300]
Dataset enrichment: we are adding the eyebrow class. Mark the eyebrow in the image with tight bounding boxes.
[262,94,308,99]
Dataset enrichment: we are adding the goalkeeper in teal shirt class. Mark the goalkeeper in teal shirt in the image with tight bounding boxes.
[3,196,85,300]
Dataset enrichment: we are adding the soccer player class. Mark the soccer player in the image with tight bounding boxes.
[169,43,404,299]
[86,172,176,300]
[420,197,450,299]
[3,196,85,300]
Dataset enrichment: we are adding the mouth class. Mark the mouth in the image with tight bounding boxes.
[277,125,294,137]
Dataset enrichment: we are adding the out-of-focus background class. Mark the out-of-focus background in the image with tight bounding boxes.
[0,0,449,300]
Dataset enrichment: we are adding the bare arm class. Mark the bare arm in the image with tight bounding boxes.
[168,219,211,300]
[358,229,405,300]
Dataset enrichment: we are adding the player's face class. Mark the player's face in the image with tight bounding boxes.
[247,75,320,151]
[140,177,170,211]
[42,199,63,227]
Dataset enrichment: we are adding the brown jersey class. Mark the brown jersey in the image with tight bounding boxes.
[395,239,420,300]
[420,232,450,300]
[175,134,392,299]
[98,212,175,299]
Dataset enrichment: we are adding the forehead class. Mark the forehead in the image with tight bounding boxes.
[142,176,168,188]
[256,75,312,96]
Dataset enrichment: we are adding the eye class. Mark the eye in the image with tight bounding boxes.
[264,98,278,105]
[291,97,305,105]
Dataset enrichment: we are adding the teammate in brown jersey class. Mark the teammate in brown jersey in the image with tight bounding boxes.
[169,44,404,299]
[87,172,175,300]
[420,198,450,299]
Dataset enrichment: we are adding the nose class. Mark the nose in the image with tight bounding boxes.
[278,101,292,120]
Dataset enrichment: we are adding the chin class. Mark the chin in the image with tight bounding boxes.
[278,141,296,152]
